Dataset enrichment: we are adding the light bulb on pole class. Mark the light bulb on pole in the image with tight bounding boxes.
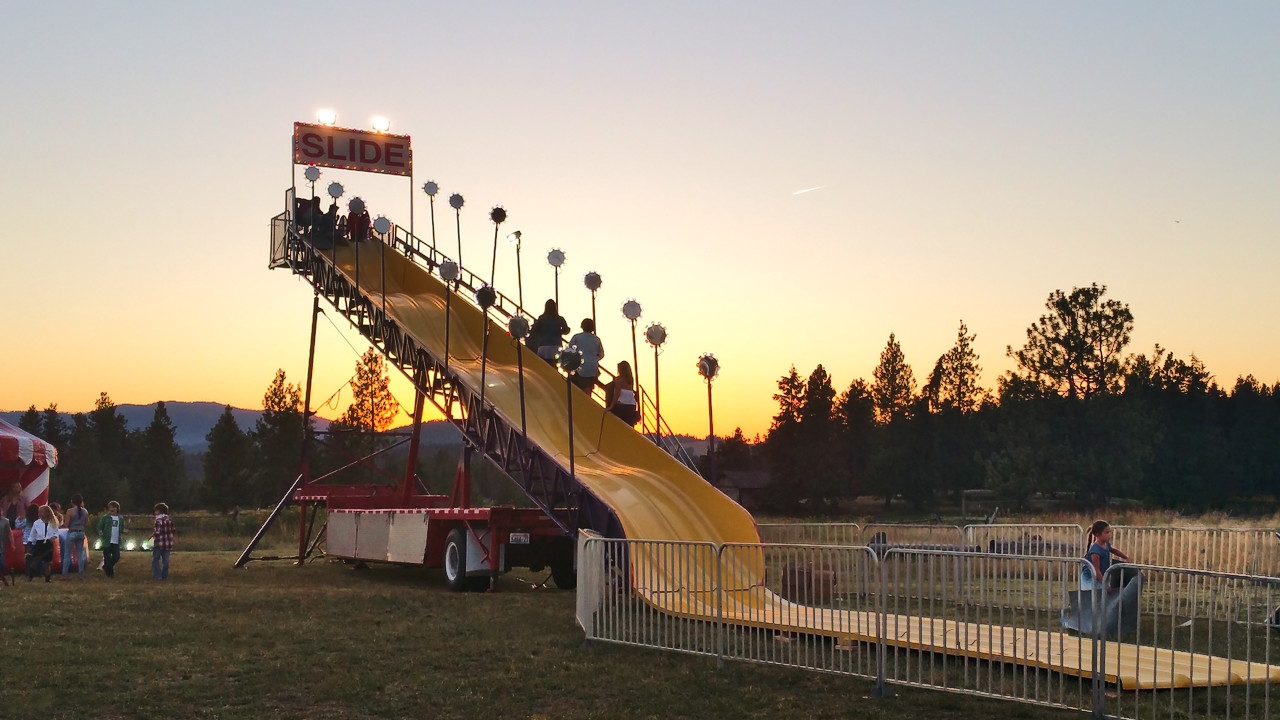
[489,206,507,289]
[547,248,566,307]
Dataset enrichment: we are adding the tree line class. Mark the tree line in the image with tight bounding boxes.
[715,283,1280,514]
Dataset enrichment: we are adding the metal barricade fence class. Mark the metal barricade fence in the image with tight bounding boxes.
[755,522,862,546]
[577,535,722,659]
[576,536,1280,719]
[1113,527,1280,619]
[964,523,1085,558]
[718,543,882,682]
[862,523,964,549]
[879,549,1098,714]
[1096,563,1280,720]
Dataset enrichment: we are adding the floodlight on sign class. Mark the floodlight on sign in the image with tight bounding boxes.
[317,109,337,126]
[371,116,391,132]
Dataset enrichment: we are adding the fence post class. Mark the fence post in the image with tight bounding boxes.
[715,543,724,669]
[1090,561,1107,719]
[870,548,894,698]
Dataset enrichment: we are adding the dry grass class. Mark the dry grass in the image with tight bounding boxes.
[0,551,1083,720]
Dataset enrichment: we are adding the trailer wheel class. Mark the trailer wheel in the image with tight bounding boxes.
[550,540,576,590]
[444,528,471,592]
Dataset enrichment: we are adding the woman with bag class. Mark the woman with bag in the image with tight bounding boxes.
[62,494,89,579]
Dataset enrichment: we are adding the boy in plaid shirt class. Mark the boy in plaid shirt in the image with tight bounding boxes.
[149,502,175,580]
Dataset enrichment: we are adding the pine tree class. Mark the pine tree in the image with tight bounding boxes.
[254,369,306,507]
[18,405,40,435]
[203,406,253,511]
[925,321,986,414]
[134,402,185,508]
[836,379,875,497]
[40,404,70,451]
[340,348,399,433]
[1005,283,1134,399]
[871,333,916,424]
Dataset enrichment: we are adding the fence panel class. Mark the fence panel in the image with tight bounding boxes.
[963,523,1084,558]
[718,543,882,682]
[755,523,862,546]
[862,523,964,549]
[1096,564,1280,720]
[577,537,722,658]
[1113,527,1280,618]
[879,548,1097,713]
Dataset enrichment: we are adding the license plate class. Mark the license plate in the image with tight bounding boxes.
[509,532,530,545]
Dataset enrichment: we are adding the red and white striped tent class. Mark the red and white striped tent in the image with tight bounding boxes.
[0,417,58,507]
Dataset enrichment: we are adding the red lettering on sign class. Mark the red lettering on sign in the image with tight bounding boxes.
[385,143,406,167]
[359,140,381,163]
[301,133,324,159]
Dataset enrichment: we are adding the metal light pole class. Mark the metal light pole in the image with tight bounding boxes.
[449,193,465,269]
[558,346,583,482]
[645,323,667,442]
[508,315,531,440]
[508,231,523,310]
[584,271,602,329]
[489,207,506,289]
[698,353,720,483]
[476,285,497,416]
[326,182,344,268]
[374,215,392,315]
[622,299,642,421]
[422,181,439,256]
[547,249,565,307]
[440,261,459,381]
[303,165,320,237]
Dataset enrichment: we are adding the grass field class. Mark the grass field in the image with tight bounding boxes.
[0,551,1084,720]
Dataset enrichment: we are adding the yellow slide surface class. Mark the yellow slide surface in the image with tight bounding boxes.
[332,242,761,551]
[330,241,1279,690]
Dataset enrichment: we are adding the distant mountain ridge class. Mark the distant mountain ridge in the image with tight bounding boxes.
[1,401,709,455]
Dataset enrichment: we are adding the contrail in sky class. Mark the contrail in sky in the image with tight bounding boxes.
[792,186,824,195]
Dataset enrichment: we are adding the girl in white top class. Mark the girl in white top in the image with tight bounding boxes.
[28,504,59,582]
[605,361,640,426]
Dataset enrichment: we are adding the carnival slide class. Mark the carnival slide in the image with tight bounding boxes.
[330,241,761,550]
[326,240,1277,691]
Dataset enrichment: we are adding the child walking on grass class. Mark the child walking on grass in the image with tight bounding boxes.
[148,503,175,581]
[97,501,125,578]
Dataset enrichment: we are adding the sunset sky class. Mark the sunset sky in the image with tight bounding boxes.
[3,3,1277,439]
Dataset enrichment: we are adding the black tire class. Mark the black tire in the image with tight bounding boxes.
[549,540,577,590]
[443,528,470,592]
